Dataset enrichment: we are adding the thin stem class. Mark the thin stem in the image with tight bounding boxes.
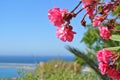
[114,15,119,21]
[71,1,82,13]
[81,12,88,21]
[112,28,120,32]
[81,7,92,23]
[114,30,120,32]
[75,5,93,16]
[75,8,84,16]
[98,3,105,4]
[116,22,120,25]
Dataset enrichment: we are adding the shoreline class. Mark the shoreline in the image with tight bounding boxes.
[0,63,37,70]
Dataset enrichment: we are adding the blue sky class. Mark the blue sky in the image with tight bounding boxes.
[0,0,86,56]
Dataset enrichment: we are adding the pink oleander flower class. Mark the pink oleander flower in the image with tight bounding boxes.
[82,0,92,3]
[97,50,103,62]
[82,0,99,17]
[99,26,111,40]
[97,49,112,63]
[56,25,76,42]
[85,7,95,17]
[82,2,94,17]
[92,16,104,27]
[82,0,97,3]
[48,8,68,27]
[99,62,109,75]
[104,2,111,14]
[107,68,120,80]
[82,0,98,8]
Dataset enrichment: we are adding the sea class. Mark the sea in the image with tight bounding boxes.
[0,55,74,78]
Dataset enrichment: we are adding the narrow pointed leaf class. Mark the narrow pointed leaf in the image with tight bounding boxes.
[110,35,120,42]
[112,4,120,16]
[105,46,120,51]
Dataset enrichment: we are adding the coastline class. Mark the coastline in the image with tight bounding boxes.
[0,56,75,78]
[0,63,37,78]
[0,63,37,70]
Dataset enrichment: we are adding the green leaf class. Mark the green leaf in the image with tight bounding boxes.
[112,4,120,16]
[117,60,120,70]
[66,46,111,80]
[117,48,120,52]
[110,35,120,42]
[105,46,120,51]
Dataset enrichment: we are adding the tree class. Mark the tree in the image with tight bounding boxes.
[48,0,120,80]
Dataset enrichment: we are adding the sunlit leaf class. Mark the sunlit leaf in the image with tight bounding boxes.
[117,60,120,70]
[110,35,120,42]
[112,4,120,16]
[105,46,120,51]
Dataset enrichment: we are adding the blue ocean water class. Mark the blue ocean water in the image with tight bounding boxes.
[0,55,74,78]
[0,55,74,63]
[0,68,19,78]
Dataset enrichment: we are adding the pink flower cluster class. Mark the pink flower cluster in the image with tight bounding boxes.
[48,8,76,42]
[93,16,104,27]
[91,2,113,40]
[107,68,120,79]
[56,26,76,42]
[82,0,98,17]
[82,0,98,6]
[97,49,112,64]
[99,26,111,40]
[85,7,95,17]
[48,8,68,27]
[81,0,93,3]
[92,17,112,40]
[97,49,120,79]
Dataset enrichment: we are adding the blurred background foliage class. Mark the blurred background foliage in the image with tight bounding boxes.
[72,22,120,80]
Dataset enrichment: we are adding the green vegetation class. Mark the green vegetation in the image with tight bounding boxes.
[70,24,120,80]
[0,60,101,80]
[22,60,100,80]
